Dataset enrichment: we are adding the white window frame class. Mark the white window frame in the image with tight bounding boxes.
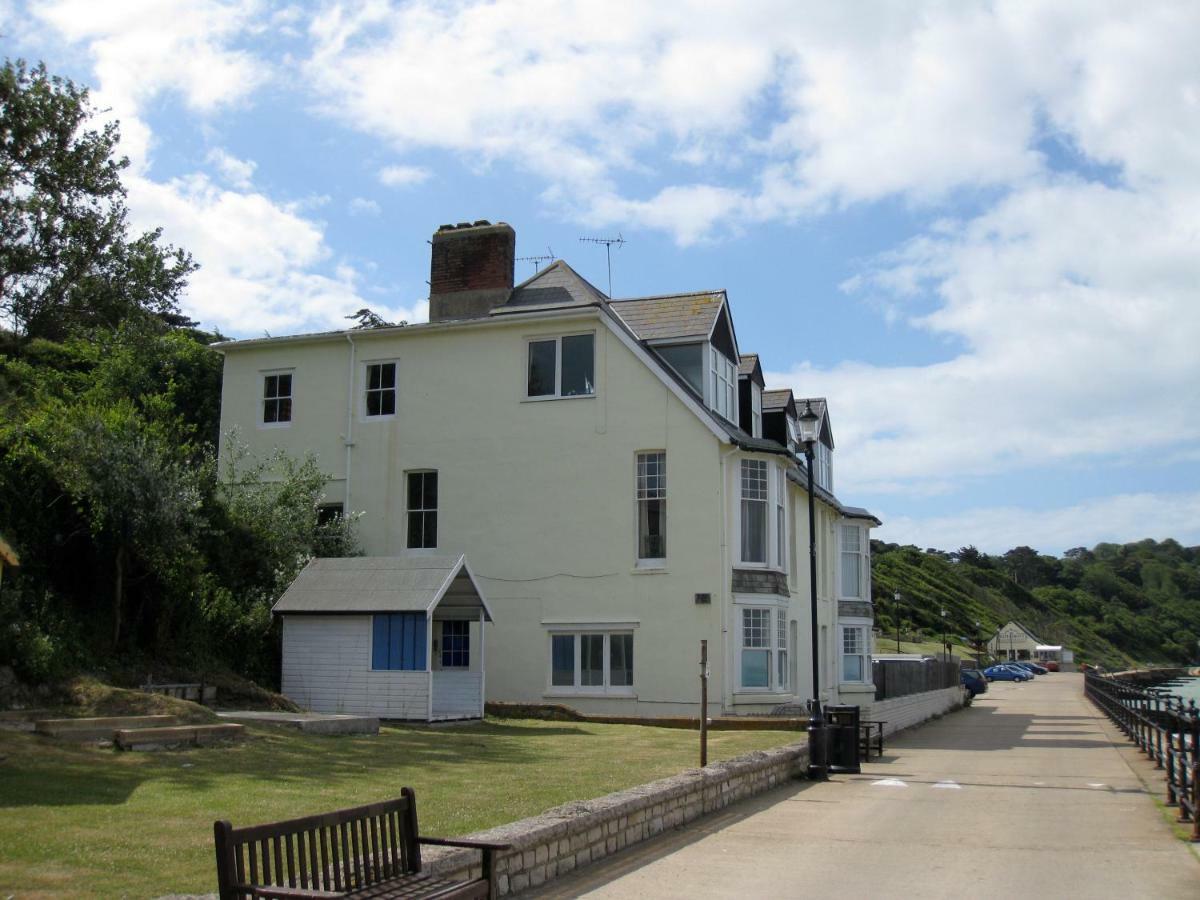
[259,368,294,429]
[734,596,790,693]
[708,346,737,422]
[738,459,789,572]
[738,458,770,566]
[545,627,635,696]
[750,383,762,438]
[405,469,438,550]
[816,442,833,491]
[839,620,872,684]
[838,522,868,600]
[524,331,596,401]
[362,359,398,420]
[635,450,666,567]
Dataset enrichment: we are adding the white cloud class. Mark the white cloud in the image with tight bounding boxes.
[348,197,381,216]
[378,164,431,188]
[206,148,257,189]
[878,492,1200,556]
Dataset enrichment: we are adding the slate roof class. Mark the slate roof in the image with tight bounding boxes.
[609,291,725,342]
[272,555,493,619]
[737,354,759,377]
[762,389,795,412]
[499,260,608,310]
[795,397,827,419]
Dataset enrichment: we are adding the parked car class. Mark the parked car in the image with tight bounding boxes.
[1008,661,1048,675]
[1043,660,1060,672]
[961,669,988,696]
[984,664,1030,682]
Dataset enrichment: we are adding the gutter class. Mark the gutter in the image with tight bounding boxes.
[344,333,356,515]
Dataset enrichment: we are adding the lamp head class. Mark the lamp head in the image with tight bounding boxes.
[798,400,820,446]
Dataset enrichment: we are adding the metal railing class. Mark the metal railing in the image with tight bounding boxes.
[1084,671,1200,841]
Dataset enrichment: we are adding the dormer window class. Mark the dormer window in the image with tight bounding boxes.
[751,384,762,438]
[816,442,833,491]
[786,416,799,453]
[709,349,736,422]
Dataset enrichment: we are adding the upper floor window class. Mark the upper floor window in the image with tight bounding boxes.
[750,383,762,438]
[406,470,438,549]
[710,350,736,421]
[365,362,397,417]
[262,372,292,425]
[636,451,666,564]
[740,459,769,564]
[527,333,594,399]
[816,442,833,491]
[775,467,787,572]
[840,524,867,599]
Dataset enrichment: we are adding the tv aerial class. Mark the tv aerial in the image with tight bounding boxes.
[579,233,626,297]
[516,246,555,275]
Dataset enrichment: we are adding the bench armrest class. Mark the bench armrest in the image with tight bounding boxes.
[418,837,513,851]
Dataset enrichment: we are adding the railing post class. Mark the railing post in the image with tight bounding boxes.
[1166,697,1180,807]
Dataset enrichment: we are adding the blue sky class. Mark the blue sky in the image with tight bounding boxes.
[7,1,1199,554]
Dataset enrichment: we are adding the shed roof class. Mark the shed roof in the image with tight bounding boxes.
[272,555,493,620]
[610,291,725,342]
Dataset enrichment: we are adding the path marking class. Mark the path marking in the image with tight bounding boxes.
[871,778,908,788]
[932,780,961,789]
[1088,783,1107,788]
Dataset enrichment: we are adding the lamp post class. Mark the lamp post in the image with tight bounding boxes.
[894,590,902,652]
[798,399,827,780]
[940,609,948,660]
[974,621,982,667]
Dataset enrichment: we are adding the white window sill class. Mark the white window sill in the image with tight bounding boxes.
[544,690,636,699]
[632,563,667,574]
[361,415,398,423]
[522,393,596,403]
[258,422,292,430]
[731,690,792,702]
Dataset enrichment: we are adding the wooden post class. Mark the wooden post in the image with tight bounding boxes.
[700,640,709,768]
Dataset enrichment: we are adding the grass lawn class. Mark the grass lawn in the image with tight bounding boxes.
[0,718,799,898]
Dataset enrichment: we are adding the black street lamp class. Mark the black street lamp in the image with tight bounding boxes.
[940,608,948,660]
[974,620,982,667]
[894,590,902,652]
[798,400,827,780]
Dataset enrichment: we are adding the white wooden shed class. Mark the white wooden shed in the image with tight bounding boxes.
[272,555,494,721]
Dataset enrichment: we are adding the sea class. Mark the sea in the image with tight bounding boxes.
[1156,672,1200,703]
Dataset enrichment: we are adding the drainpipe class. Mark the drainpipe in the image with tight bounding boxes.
[719,443,740,714]
[344,334,356,514]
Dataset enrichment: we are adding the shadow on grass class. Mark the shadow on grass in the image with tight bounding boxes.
[0,719,635,808]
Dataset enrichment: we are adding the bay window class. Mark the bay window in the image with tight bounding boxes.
[841,624,870,683]
[740,460,768,564]
[840,523,867,599]
[738,604,791,692]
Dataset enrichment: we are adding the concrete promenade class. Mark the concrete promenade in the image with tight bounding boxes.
[531,673,1199,899]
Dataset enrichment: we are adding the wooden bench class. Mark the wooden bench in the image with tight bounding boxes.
[859,720,886,760]
[214,788,511,900]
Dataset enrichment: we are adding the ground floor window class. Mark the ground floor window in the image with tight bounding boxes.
[548,631,633,693]
[840,623,870,683]
[372,613,427,671]
[439,620,470,668]
[738,604,790,691]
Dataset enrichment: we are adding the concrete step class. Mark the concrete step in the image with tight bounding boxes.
[34,715,179,741]
[114,723,245,751]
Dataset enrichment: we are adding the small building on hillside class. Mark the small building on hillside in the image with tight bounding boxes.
[272,554,494,721]
[0,535,18,588]
[987,621,1069,667]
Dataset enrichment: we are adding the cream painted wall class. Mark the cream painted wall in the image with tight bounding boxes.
[219,309,869,716]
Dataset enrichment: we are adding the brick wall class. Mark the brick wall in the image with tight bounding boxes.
[430,222,515,296]
[423,741,810,895]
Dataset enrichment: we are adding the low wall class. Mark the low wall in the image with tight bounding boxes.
[866,686,964,738]
[423,741,810,895]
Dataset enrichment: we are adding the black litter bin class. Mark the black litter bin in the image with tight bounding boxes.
[824,704,862,774]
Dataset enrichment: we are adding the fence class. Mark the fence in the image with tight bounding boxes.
[873,658,959,702]
[1084,671,1200,842]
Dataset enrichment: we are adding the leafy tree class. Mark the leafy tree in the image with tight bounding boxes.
[0,59,195,340]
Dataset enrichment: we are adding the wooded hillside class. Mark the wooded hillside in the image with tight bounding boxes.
[870,539,1200,668]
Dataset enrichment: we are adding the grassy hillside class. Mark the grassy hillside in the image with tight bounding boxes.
[869,539,1200,669]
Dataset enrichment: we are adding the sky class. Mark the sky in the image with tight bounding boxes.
[5,1,1199,555]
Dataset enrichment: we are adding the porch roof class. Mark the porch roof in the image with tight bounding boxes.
[272,554,493,620]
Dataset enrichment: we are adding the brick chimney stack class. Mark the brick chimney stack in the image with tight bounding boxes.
[428,220,516,322]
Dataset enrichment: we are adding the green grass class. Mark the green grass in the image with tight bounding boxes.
[0,718,798,898]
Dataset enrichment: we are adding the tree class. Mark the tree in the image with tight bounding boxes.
[0,59,195,340]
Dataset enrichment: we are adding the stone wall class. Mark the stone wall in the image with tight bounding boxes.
[423,741,810,895]
[865,685,964,738]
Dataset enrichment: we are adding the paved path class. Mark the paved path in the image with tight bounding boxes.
[531,673,1199,899]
